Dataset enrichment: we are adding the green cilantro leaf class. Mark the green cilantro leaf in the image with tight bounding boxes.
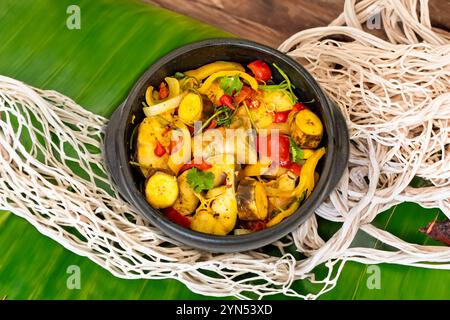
[187,167,215,193]
[289,137,304,163]
[219,75,243,96]
[215,106,235,127]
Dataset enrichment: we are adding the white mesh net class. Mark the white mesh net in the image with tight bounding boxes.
[0,0,449,299]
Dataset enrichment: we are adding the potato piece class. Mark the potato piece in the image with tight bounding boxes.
[191,162,237,235]
[236,178,268,221]
[266,172,297,210]
[172,170,199,215]
[178,92,203,124]
[167,120,191,175]
[203,80,224,105]
[260,90,292,112]
[145,172,179,209]
[136,117,170,176]
[289,109,323,148]
[204,154,234,187]
[249,102,273,128]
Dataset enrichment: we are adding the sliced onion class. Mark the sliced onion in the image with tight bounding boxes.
[143,94,183,117]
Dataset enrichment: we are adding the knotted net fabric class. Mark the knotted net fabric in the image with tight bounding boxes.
[0,0,449,299]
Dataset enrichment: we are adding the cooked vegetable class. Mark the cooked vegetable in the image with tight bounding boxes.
[243,161,287,177]
[167,120,191,174]
[145,86,154,106]
[289,109,323,149]
[219,94,235,110]
[198,71,258,95]
[136,117,170,176]
[158,82,169,100]
[289,137,303,163]
[179,159,213,174]
[236,178,268,221]
[154,140,166,157]
[260,90,293,112]
[266,147,325,227]
[143,94,183,117]
[165,77,181,98]
[191,162,237,235]
[265,172,297,210]
[220,75,243,96]
[187,167,215,193]
[249,102,273,128]
[164,207,192,228]
[247,60,272,82]
[172,170,199,215]
[273,110,290,123]
[185,61,244,81]
[145,171,179,209]
[293,147,326,198]
[302,149,315,159]
[257,134,290,164]
[178,92,203,124]
[134,60,326,236]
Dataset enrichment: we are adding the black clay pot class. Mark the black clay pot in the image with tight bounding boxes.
[104,38,349,252]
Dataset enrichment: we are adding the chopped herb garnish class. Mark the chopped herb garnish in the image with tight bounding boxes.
[187,167,215,193]
[289,137,304,163]
[259,63,298,104]
[243,101,258,133]
[129,125,138,151]
[216,106,235,126]
[196,106,235,134]
[174,72,186,79]
[219,75,243,96]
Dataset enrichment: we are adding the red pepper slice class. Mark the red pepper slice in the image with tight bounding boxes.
[292,102,306,113]
[246,98,260,109]
[207,119,217,130]
[273,110,290,123]
[247,60,272,82]
[281,162,302,176]
[154,140,166,157]
[178,159,213,174]
[219,94,235,110]
[164,207,191,228]
[273,103,307,123]
[257,134,290,164]
[158,82,169,100]
[233,86,253,104]
[245,220,267,232]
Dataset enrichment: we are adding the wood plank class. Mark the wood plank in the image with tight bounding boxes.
[144,0,450,47]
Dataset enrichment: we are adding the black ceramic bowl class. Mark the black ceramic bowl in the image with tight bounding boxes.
[104,38,349,252]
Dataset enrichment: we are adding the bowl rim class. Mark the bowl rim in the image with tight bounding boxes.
[110,37,348,252]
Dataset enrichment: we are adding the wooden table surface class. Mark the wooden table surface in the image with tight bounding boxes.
[144,0,450,47]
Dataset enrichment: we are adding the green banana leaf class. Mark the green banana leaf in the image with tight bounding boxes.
[0,0,448,300]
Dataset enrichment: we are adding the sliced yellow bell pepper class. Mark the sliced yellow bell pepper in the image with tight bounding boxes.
[266,147,326,227]
[145,77,180,107]
[185,61,244,81]
[198,71,259,95]
[165,76,180,98]
[145,86,154,106]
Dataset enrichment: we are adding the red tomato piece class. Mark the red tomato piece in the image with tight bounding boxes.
[247,60,272,82]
